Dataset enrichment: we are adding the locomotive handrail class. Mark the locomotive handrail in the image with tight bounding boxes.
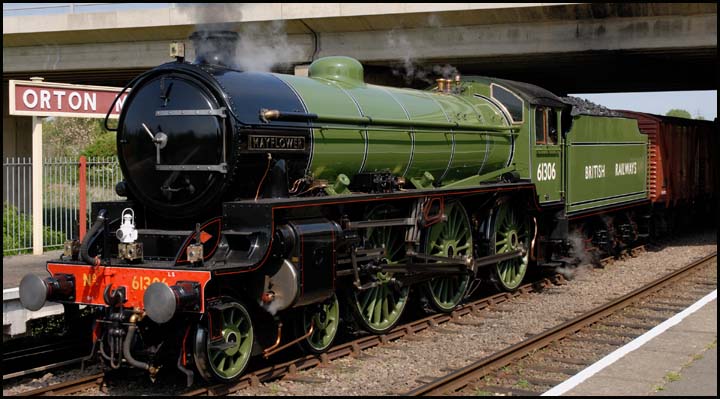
[311,124,519,136]
[260,109,518,133]
[103,68,160,131]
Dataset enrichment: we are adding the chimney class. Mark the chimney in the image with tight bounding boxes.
[189,30,239,68]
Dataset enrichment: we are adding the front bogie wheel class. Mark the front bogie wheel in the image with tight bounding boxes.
[194,300,254,382]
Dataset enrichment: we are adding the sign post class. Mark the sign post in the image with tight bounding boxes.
[28,77,44,254]
[32,126,43,253]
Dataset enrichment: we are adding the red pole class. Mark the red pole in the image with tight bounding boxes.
[79,156,87,241]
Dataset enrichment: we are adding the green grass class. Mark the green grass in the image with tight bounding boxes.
[267,383,281,394]
[480,376,496,385]
[3,202,66,256]
[515,379,530,389]
[474,389,494,396]
[664,372,681,382]
[654,339,716,392]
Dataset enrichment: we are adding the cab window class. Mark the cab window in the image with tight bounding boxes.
[547,109,558,144]
[535,107,559,145]
[491,84,524,124]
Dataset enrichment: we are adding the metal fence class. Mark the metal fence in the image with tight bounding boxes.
[3,156,122,256]
[3,158,33,254]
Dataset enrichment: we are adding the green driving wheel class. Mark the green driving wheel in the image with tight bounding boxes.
[422,202,472,312]
[351,205,410,334]
[298,294,340,353]
[491,202,531,291]
[195,301,254,382]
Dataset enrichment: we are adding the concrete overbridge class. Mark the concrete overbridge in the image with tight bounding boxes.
[3,3,717,93]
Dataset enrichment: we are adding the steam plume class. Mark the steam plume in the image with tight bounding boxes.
[182,4,305,72]
[386,23,460,85]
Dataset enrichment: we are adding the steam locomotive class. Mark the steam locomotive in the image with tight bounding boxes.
[18,31,717,385]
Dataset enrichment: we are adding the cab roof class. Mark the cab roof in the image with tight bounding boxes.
[464,76,567,108]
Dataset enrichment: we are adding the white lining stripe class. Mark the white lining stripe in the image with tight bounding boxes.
[472,94,512,175]
[422,91,454,182]
[479,136,490,175]
[273,76,313,176]
[542,289,718,396]
[380,87,414,177]
[328,81,368,173]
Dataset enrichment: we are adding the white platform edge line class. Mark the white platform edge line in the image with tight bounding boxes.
[542,289,718,396]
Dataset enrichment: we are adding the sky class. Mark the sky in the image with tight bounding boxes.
[570,91,717,120]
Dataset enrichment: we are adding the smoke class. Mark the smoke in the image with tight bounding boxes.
[259,297,283,316]
[552,230,595,280]
[387,15,460,85]
[235,20,305,72]
[182,3,304,72]
[555,262,593,281]
[567,230,593,266]
[432,64,460,79]
[427,13,442,29]
[386,29,423,83]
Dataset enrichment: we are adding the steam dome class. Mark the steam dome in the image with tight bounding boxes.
[308,56,364,85]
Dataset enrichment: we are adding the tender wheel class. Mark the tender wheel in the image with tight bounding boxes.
[296,294,340,354]
[422,201,472,312]
[490,201,531,292]
[350,205,410,334]
[614,213,639,251]
[194,301,254,382]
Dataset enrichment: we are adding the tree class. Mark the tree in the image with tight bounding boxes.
[665,109,692,119]
[43,117,107,158]
[81,131,117,158]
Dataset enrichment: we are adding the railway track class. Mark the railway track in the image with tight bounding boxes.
[180,246,650,396]
[5,272,565,397]
[406,252,717,396]
[8,247,714,397]
[11,373,105,396]
[181,273,568,396]
[2,338,90,382]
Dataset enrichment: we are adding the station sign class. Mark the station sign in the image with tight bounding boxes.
[9,80,129,119]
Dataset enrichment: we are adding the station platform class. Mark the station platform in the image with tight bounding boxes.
[545,293,717,396]
[3,250,63,337]
[2,250,61,289]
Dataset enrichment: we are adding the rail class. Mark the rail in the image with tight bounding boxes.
[7,250,714,396]
[406,252,717,395]
[181,274,565,396]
